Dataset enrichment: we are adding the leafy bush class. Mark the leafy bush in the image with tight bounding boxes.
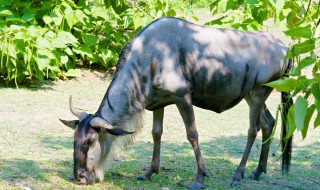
[205,0,320,138]
[0,0,194,86]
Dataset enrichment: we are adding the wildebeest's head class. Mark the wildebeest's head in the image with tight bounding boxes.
[59,96,134,185]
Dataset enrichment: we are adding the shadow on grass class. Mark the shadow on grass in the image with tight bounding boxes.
[0,135,318,189]
[0,75,56,90]
[107,135,320,189]
[0,65,112,90]
[40,136,73,150]
[0,158,72,185]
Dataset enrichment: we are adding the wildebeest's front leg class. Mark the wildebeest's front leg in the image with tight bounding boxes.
[248,104,275,180]
[231,86,273,187]
[175,95,208,190]
[137,108,164,180]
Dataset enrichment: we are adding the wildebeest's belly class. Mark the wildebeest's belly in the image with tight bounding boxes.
[145,82,248,113]
[189,70,255,113]
[191,93,245,113]
[145,91,246,113]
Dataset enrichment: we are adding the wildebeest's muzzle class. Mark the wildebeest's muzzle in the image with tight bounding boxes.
[75,168,96,185]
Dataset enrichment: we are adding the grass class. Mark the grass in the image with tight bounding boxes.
[0,68,319,190]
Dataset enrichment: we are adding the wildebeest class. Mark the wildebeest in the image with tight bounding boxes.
[60,17,292,189]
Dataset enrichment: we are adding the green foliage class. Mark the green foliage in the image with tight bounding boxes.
[0,0,194,86]
[206,0,320,140]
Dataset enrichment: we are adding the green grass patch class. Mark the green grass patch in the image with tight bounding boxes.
[0,69,319,189]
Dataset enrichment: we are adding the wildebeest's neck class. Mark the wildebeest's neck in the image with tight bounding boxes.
[96,65,146,126]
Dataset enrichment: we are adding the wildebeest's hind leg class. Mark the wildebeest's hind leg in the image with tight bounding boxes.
[231,86,273,187]
[248,104,275,180]
[175,95,208,190]
[137,108,164,180]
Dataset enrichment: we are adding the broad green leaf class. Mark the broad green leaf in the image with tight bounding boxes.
[47,72,58,79]
[74,10,87,25]
[275,0,284,19]
[264,78,297,92]
[302,104,316,139]
[27,25,42,38]
[66,60,76,70]
[6,15,22,22]
[53,50,68,65]
[92,7,109,19]
[284,27,312,38]
[73,44,93,59]
[35,69,45,80]
[293,55,316,74]
[294,96,308,131]
[287,39,316,57]
[51,9,63,26]
[44,30,56,39]
[88,53,101,63]
[14,31,31,40]
[22,14,35,22]
[311,83,320,98]
[60,55,68,64]
[316,61,320,70]
[36,56,50,70]
[100,49,114,63]
[64,6,75,28]
[205,16,228,26]
[217,0,228,13]
[285,105,296,139]
[43,15,53,25]
[292,76,313,96]
[82,33,98,46]
[311,83,320,111]
[24,47,32,65]
[314,113,320,128]
[52,31,78,48]
[110,0,129,14]
[13,39,27,53]
[36,37,52,50]
[48,65,61,73]
[9,25,22,32]
[133,16,143,30]
[65,47,74,56]
[0,9,12,17]
[65,68,81,77]
[6,43,16,58]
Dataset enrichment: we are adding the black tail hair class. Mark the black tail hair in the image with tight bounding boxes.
[281,58,293,174]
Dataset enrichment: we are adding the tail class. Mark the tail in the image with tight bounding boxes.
[280,58,293,174]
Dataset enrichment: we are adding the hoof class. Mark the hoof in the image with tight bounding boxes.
[231,180,241,187]
[248,173,259,181]
[69,175,74,182]
[136,174,149,181]
[190,182,204,190]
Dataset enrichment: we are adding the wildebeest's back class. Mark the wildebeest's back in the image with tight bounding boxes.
[130,17,288,112]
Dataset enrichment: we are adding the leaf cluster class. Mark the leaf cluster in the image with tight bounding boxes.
[207,0,320,140]
[0,0,194,86]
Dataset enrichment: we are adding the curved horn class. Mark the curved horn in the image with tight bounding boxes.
[90,117,115,130]
[69,96,88,121]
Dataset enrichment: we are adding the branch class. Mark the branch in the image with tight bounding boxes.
[304,0,312,18]
[125,0,152,18]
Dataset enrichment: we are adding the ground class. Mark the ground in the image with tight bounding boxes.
[0,67,319,190]
[0,9,319,190]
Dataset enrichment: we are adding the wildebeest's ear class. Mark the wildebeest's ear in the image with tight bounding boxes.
[59,119,79,130]
[106,128,135,136]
